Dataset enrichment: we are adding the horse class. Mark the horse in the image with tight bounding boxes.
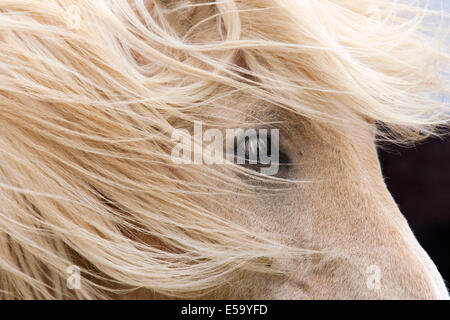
[0,0,448,299]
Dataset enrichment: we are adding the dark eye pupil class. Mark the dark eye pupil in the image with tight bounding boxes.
[279,150,290,165]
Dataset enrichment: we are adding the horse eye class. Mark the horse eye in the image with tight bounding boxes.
[234,135,263,164]
[234,134,291,174]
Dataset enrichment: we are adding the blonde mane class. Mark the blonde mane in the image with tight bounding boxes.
[0,0,448,299]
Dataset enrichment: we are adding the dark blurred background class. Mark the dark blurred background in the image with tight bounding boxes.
[379,137,450,289]
[376,0,450,296]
